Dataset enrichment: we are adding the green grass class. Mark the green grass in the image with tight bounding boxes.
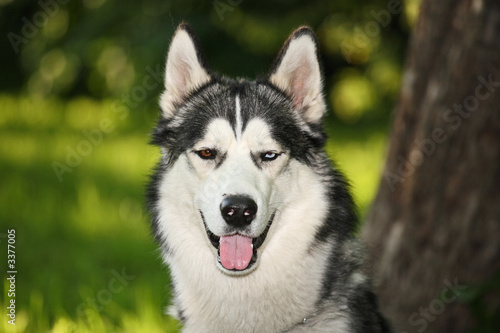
[0,94,387,332]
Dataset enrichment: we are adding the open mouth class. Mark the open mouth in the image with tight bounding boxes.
[201,212,275,273]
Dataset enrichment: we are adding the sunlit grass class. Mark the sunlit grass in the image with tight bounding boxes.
[0,95,387,332]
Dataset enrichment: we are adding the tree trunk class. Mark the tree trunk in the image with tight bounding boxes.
[362,0,500,332]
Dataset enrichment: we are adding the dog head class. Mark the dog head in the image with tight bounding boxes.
[150,23,328,276]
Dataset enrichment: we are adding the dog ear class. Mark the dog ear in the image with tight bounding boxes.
[269,27,326,123]
[160,23,211,118]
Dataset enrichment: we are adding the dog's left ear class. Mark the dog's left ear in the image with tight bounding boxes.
[269,27,325,123]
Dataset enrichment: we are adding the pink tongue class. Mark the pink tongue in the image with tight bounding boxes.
[219,234,253,270]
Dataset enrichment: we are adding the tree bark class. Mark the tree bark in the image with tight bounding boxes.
[362,0,500,332]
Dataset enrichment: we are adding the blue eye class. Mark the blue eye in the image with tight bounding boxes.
[261,151,280,162]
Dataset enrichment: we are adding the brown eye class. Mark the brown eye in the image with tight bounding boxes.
[196,149,216,160]
[200,149,212,157]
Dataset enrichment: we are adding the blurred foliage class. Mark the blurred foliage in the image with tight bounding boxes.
[0,94,387,332]
[0,95,176,332]
[0,0,423,332]
[0,0,422,122]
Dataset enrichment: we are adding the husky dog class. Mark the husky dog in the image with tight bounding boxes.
[147,23,390,333]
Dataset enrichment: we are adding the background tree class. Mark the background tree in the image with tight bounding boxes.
[362,0,500,332]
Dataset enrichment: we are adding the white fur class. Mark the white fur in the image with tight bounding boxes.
[155,116,337,332]
[235,94,243,139]
[190,118,276,241]
[153,26,361,333]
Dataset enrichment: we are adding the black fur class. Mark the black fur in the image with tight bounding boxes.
[146,23,391,332]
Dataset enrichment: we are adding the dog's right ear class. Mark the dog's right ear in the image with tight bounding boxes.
[160,23,211,118]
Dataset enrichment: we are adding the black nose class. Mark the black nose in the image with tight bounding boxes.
[220,195,258,227]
